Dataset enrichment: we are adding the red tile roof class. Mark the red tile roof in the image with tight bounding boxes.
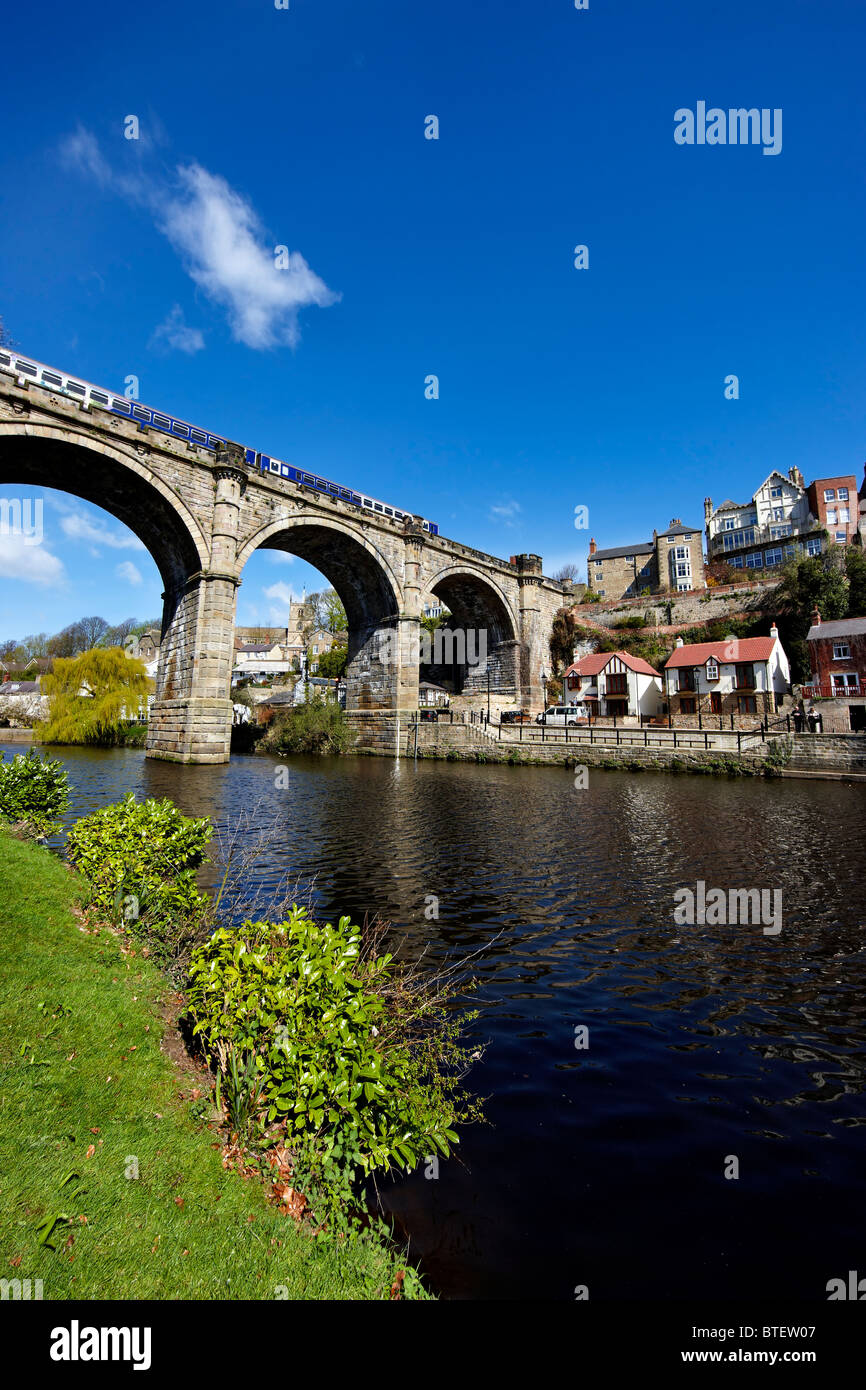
[563,651,662,679]
[664,637,776,668]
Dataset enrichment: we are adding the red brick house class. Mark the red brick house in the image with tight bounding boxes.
[806,474,859,548]
[805,610,866,731]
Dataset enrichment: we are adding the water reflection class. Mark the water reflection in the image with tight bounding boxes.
[8,741,866,1300]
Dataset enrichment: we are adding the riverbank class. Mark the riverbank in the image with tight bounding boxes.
[0,828,423,1299]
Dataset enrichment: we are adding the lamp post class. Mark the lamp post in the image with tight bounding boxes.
[541,667,548,713]
[486,664,491,723]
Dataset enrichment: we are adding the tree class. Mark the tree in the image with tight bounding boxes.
[307,588,348,634]
[39,648,151,746]
[317,645,348,679]
[553,563,579,582]
[845,547,866,617]
[103,617,139,648]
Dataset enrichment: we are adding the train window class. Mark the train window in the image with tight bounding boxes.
[327,482,339,494]
[281,465,290,477]
[133,405,150,421]
[0,351,10,366]
[90,391,109,405]
[112,398,132,413]
[363,498,373,508]
[351,494,362,506]
[244,449,256,466]
[190,428,207,443]
[152,413,172,429]
[394,511,404,520]
[384,507,393,516]
[17,361,37,375]
[374,503,383,512]
[171,420,189,436]
[316,477,328,489]
[67,381,86,395]
[42,372,62,387]
[303,473,316,486]
[340,487,352,501]
[207,436,223,449]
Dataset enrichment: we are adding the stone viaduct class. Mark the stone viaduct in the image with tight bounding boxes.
[0,369,569,762]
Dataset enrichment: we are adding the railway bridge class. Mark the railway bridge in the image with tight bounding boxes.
[0,368,568,762]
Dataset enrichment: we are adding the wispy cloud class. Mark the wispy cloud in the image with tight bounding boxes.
[116,560,143,586]
[0,535,65,587]
[264,580,297,624]
[149,305,205,355]
[59,127,341,350]
[60,513,146,551]
[490,499,522,525]
[265,551,294,565]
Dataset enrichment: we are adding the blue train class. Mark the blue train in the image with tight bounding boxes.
[0,349,440,536]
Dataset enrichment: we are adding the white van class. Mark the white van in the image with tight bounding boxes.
[536,705,587,726]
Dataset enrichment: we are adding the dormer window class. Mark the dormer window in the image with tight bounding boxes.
[706,659,719,682]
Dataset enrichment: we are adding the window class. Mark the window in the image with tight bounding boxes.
[735,663,755,689]
[676,562,690,577]
[741,528,756,546]
[770,486,782,499]
[839,508,850,523]
[823,489,836,501]
[723,534,735,551]
[831,673,860,692]
[806,538,822,556]
[724,518,736,530]
[770,524,792,539]
[836,532,848,544]
[738,695,757,714]
[607,673,627,695]
[838,488,849,501]
[675,547,688,560]
[706,660,719,681]
[832,642,850,659]
[681,534,692,541]
[764,547,783,567]
[731,555,744,568]
[680,697,696,714]
[772,508,785,521]
[623,555,634,563]
[745,552,763,568]
[827,509,837,525]
[710,692,722,714]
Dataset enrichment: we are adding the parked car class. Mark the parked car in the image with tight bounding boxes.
[536,705,586,726]
[501,708,532,725]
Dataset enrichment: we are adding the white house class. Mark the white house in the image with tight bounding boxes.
[663,625,790,720]
[561,651,664,721]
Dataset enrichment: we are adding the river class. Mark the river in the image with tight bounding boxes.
[5,741,865,1301]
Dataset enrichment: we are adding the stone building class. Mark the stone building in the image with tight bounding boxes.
[663,626,790,723]
[587,520,705,599]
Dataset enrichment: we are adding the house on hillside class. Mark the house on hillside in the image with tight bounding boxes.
[804,610,866,731]
[587,520,705,599]
[663,626,790,722]
[562,651,664,720]
[704,468,826,574]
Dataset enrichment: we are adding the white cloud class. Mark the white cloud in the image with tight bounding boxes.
[59,126,340,352]
[490,500,521,523]
[0,535,65,587]
[149,305,205,355]
[116,560,143,586]
[155,163,340,349]
[264,580,297,625]
[60,513,146,551]
[266,551,294,564]
[59,126,112,185]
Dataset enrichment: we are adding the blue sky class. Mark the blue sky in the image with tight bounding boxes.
[1,0,864,639]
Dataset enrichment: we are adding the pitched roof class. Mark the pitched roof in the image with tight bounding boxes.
[656,522,700,538]
[564,651,662,678]
[664,637,777,668]
[590,542,654,562]
[807,617,866,641]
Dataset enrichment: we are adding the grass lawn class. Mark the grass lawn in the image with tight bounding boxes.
[0,830,421,1299]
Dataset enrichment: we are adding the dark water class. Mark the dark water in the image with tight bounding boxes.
[6,741,866,1301]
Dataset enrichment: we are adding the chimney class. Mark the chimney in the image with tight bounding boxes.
[811,607,821,627]
[770,622,779,640]
[588,537,597,555]
[675,637,684,648]
[704,497,713,523]
[788,466,804,488]
[669,518,681,527]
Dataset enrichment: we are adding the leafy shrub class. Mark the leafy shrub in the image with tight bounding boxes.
[66,794,212,968]
[186,907,482,1185]
[613,615,647,630]
[0,747,69,837]
[259,698,351,755]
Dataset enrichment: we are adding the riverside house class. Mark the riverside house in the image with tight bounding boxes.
[562,651,664,721]
[663,626,790,724]
[804,610,866,732]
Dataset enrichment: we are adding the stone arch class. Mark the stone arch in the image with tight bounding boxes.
[0,424,209,587]
[423,563,521,700]
[237,514,405,712]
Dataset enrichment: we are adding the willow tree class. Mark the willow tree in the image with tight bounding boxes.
[38,647,151,746]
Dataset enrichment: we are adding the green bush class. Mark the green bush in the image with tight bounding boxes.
[0,748,69,837]
[66,794,212,968]
[612,615,647,630]
[259,698,351,755]
[185,907,481,1186]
